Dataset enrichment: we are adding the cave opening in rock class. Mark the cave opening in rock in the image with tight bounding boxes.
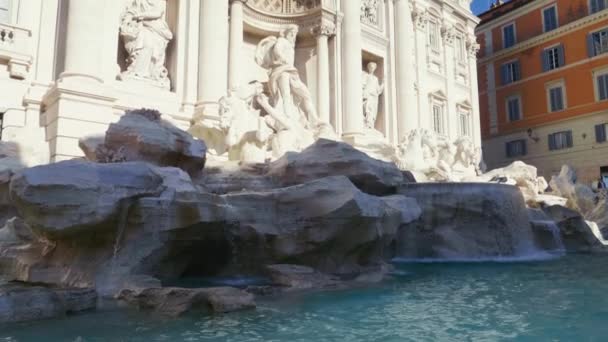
[154,225,235,282]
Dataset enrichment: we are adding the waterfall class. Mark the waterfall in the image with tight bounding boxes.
[111,199,132,276]
[394,182,563,263]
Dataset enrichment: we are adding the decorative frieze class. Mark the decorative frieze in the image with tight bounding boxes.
[248,0,320,15]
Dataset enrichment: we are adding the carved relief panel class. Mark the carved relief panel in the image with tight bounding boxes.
[249,0,320,14]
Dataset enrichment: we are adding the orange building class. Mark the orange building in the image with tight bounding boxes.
[476,0,608,185]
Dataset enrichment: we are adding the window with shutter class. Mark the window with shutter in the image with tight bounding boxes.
[543,46,563,71]
[595,123,607,143]
[591,0,607,14]
[506,140,527,158]
[0,0,10,24]
[543,6,558,32]
[597,73,608,101]
[548,131,573,150]
[501,61,521,84]
[548,86,565,112]
[589,29,608,57]
[503,24,516,49]
[506,96,521,121]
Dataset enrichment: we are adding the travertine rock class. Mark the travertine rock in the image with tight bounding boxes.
[130,175,422,277]
[117,286,255,316]
[0,284,96,324]
[10,160,164,237]
[542,205,605,253]
[84,109,207,177]
[267,139,404,195]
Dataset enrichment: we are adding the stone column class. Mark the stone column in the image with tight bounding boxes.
[412,6,429,130]
[340,0,364,139]
[60,0,107,83]
[467,36,482,148]
[393,0,417,141]
[312,22,335,123]
[41,0,116,162]
[442,24,457,139]
[197,0,230,117]
[228,0,246,90]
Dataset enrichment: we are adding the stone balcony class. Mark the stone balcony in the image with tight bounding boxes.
[0,22,32,79]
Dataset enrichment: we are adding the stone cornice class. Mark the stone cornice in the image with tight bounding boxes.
[478,9,608,64]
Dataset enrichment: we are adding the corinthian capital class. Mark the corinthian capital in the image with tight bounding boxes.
[441,24,457,45]
[311,22,336,37]
[411,6,429,30]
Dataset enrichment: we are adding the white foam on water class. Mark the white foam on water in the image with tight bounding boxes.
[391,250,565,264]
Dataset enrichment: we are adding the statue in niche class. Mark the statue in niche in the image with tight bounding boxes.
[255,24,325,130]
[362,62,384,131]
[119,0,173,89]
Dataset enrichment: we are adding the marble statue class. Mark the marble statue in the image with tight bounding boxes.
[255,25,320,126]
[119,0,173,89]
[393,129,480,181]
[218,82,273,163]
[362,62,384,130]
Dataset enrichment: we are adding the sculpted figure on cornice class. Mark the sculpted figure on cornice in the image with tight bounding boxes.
[119,0,173,89]
[362,62,384,131]
[361,0,380,27]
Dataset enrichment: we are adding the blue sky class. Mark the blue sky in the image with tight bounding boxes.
[471,0,497,15]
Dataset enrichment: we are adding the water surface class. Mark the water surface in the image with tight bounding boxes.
[2,255,607,341]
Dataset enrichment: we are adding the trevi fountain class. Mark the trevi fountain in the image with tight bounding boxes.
[1,0,608,341]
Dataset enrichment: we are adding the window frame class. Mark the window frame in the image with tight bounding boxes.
[589,27,608,57]
[428,20,441,52]
[593,67,608,102]
[506,139,527,158]
[502,22,517,49]
[542,4,559,33]
[542,43,564,71]
[505,94,523,122]
[590,0,607,14]
[548,130,573,151]
[0,0,11,24]
[501,59,521,85]
[545,80,567,113]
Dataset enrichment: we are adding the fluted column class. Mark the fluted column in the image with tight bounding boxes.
[467,36,482,148]
[198,0,230,117]
[312,22,335,123]
[61,0,107,82]
[228,0,246,90]
[393,0,417,140]
[341,0,364,138]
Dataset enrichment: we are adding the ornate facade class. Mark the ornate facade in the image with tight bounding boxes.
[0,0,480,165]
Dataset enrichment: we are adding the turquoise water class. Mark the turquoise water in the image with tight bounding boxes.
[2,255,608,341]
